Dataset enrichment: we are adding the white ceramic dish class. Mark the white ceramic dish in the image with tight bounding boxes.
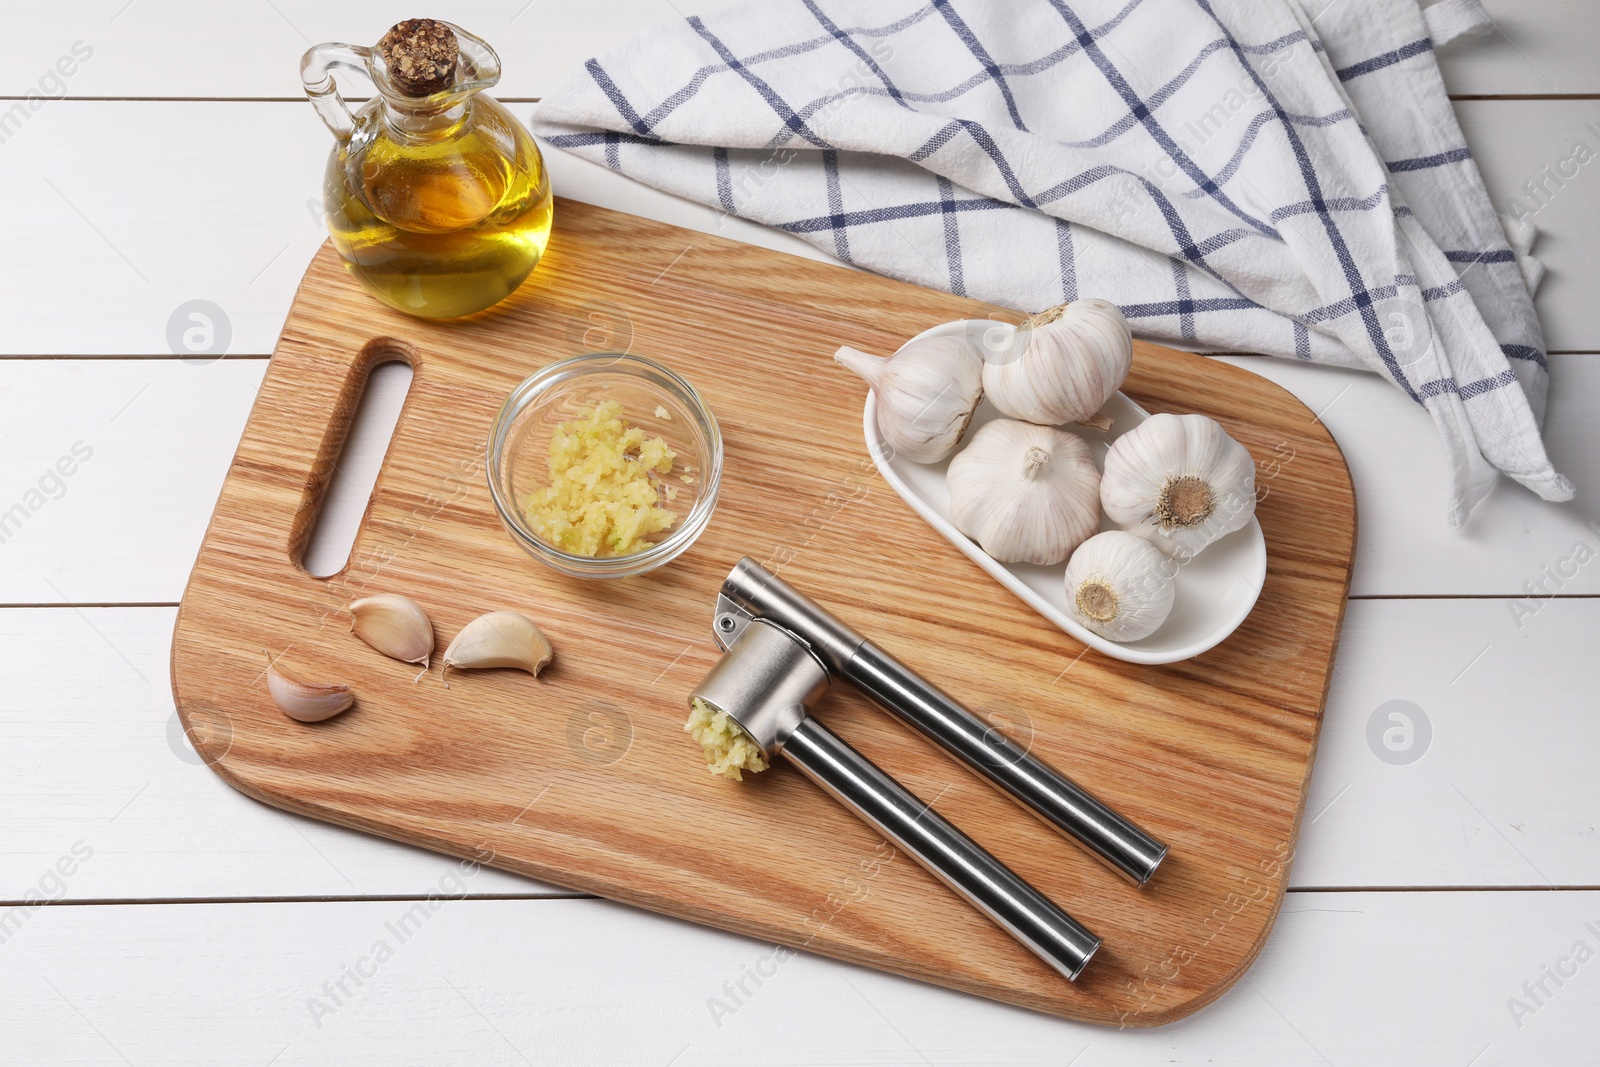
[861,320,1267,665]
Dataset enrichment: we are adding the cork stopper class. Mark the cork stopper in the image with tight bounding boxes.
[378,18,459,97]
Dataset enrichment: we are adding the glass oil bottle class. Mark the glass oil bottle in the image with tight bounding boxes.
[301,19,553,319]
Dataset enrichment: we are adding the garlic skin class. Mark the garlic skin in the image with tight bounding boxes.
[1101,413,1256,557]
[983,299,1132,426]
[266,660,354,722]
[1063,531,1176,642]
[350,594,434,670]
[946,419,1100,565]
[836,335,983,463]
[441,610,553,681]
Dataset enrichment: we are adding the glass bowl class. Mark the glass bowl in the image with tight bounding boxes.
[487,353,723,579]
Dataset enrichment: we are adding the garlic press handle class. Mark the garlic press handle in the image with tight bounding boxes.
[778,716,1100,982]
[846,643,1169,886]
[721,558,1168,886]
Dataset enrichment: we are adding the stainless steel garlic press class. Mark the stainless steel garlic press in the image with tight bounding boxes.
[688,557,1169,982]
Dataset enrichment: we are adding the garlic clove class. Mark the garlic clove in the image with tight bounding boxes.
[946,419,1101,566]
[350,594,434,672]
[1101,412,1256,558]
[266,659,355,722]
[1063,531,1177,643]
[441,610,553,682]
[983,299,1132,426]
[836,334,983,464]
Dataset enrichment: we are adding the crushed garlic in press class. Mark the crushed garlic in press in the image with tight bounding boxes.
[684,697,769,781]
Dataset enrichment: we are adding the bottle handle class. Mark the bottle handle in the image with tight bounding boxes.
[300,43,372,142]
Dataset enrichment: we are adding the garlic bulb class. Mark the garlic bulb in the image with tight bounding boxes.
[1063,531,1176,642]
[946,419,1100,565]
[1101,413,1256,557]
[350,594,434,674]
[266,659,354,722]
[983,299,1132,425]
[441,610,553,682]
[836,335,982,463]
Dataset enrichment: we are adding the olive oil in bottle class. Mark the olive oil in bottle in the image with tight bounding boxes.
[304,19,554,319]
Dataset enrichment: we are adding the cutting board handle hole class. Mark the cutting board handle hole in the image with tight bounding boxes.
[300,344,416,578]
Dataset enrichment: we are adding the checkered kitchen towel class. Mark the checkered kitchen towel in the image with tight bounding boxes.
[529,0,1573,525]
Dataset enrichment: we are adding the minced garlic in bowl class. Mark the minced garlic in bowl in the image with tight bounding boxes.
[523,400,677,558]
[487,353,723,579]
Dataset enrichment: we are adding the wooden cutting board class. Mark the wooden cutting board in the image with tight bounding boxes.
[171,198,1355,1026]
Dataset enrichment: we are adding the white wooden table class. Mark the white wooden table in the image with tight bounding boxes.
[4,2,1597,1062]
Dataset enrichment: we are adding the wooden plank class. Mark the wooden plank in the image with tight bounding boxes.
[6,0,1594,99]
[6,598,1598,903]
[0,359,266,605]
[1436,0,1600,97]
[0,606,553,902]
[2,350,1591,604]
[1456,99,1600,353]
[168,203,1354,1024]
[1,893,1594,1060]
[2,100,1596,356]
[0,102,820,357]
[1295,598,1600,888]
[1,0,730,100]
[0,5,1589,1052]
[1218,355,1600,597]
